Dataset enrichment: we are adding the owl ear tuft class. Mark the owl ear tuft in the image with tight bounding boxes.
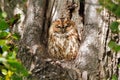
[64,17,70,21]
[52,19,60,24]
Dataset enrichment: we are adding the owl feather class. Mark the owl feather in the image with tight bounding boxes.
[48,18,80,60]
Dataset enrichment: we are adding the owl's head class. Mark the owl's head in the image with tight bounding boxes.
[50,18,75,34]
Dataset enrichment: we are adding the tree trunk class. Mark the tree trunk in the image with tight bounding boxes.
[1,0,119,80]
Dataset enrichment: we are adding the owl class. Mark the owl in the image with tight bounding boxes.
[48,18,80,60]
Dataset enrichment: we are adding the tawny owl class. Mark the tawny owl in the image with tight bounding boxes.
[48,18,80,60]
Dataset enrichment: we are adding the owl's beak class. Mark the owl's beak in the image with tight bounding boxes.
[61,28,65,33]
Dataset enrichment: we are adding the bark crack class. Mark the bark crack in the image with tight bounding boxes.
[79,0,85,24]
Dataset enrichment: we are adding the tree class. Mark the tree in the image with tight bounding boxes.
[0,0,120,80]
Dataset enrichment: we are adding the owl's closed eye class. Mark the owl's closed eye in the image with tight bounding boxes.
[48,18,80,60]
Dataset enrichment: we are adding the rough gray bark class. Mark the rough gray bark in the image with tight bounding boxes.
[1,0,119,80]
[99,9,119,80]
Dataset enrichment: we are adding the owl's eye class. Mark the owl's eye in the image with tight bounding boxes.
[56,26,61,28]
[65,25,69,27]
[65,24,70,28]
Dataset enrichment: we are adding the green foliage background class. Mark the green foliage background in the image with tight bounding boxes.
[0,10,28,80]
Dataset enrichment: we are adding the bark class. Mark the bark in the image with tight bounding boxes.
[99,9,119,80]
[1,0,119,80]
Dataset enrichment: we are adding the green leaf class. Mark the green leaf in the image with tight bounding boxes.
[23,0,26,2]
[108,40,120,52]
[7,60,29,76]
[0,10,3,19]
[8,14,20,26]
[0,57,6,62]
[110,21,119,33]
[11,74,22,80]
[106,3,117,12]
[2,45,10,51]
[0,10,7,19]
[7,51,16,60]
[14,47,18,52]
[1,12,7,18]
[2,51,8,57]
[0,76,4,80]
[0,40,6,46]
[115,6,120,17]
[0,31,9,39]
[0,19,9,30]
[99,0,120,17]
[112,75,118,80]
[118,64,120,68]
[2,69,7,75]
[12,33,20,40]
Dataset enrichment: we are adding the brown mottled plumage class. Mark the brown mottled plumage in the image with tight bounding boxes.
[48,18,80,60]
